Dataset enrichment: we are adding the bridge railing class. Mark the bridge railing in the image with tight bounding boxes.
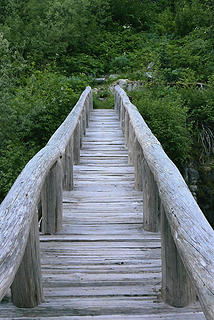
[0,86,93,308]
[115,85,214,320]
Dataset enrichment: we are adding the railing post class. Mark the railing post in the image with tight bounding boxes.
[63,136,73,191]
[124,110,129,148]
[86,98,89,128]
[120,103,125,134]
[118,96,121,119]
[79,114,83,148]
[134,138,143,191]
[89,91,93,111]
[73,120,81,165]
[82,106,86,136]
[161,205,196,307]
[41,158,63,234]
[114,92,119,112]
[128,120,134,165]
[11,211,44,307]
[142,157,160,232]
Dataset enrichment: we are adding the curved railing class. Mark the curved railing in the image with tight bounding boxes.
[114,85,214,320]
[0,86,92,307]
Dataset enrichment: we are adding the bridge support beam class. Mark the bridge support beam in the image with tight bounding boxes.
[41,159,63,234]
[161,206,196,307]
[11,211,44,307]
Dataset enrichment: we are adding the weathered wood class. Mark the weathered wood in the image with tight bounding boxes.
[11,211,44,307]
[0,86,91,307]
[124,110,129,148]
[0,315,206,320]
[79,114,83,148]
[0,109,204,319]
[63,136,73,191]
[142,157,160,232]
[73,121,80,165]
[115,86,214,319]
[82,107,87,135]
[0,146,60,303]
[161,205,196,307]
[85,99,89,128]
[114,92,119,113]
[128,120,134,165]
[120,102,125,134]
[117,96,122,119]
[41,159,63,234]
[47,86,91,154]
[134,138,143,191]
[89,91,93,111]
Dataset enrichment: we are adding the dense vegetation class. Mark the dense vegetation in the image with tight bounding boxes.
[0,0,214,224]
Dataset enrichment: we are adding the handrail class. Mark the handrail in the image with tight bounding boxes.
[114,85,214,320]
[0,86,92,307]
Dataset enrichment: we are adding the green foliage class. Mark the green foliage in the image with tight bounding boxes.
[0,69,86,201]
[175,0,212,36]
[93,88,114,109]
[110,55,131,72]
[179,82,214,161]
[156,8,176,35]
[0,32,26,88]
[129,85,192,167]
[109,0,158,31]
[61,54,104,77]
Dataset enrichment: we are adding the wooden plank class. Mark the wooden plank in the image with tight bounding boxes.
[0,299,205,318]
[1,314,206,320]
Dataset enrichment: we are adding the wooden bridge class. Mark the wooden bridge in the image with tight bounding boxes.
[0,86,214,319]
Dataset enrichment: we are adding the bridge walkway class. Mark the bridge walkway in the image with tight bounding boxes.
[0,109,204,319]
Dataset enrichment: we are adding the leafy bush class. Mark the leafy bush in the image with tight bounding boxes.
[61,54,104,77]
[175,0,212,36]
[129,85,192,167]
[93,88,114,109]
[110,55,131,72]
[0,69,85,202]
[156,8,176,35]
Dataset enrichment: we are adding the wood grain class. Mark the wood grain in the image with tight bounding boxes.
[0,104,205,319]
[1,109,204,319]
[0,86,91,305]
[115,86,214,319]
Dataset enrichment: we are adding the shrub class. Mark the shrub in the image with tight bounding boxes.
[110,54,131,72]
[0,69,85,202]
[129,85,192,167]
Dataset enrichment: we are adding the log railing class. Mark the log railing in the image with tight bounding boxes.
[115,85,214,320]
[0,86,92,308]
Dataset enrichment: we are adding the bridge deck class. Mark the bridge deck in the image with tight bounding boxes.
[0,109,205,319]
